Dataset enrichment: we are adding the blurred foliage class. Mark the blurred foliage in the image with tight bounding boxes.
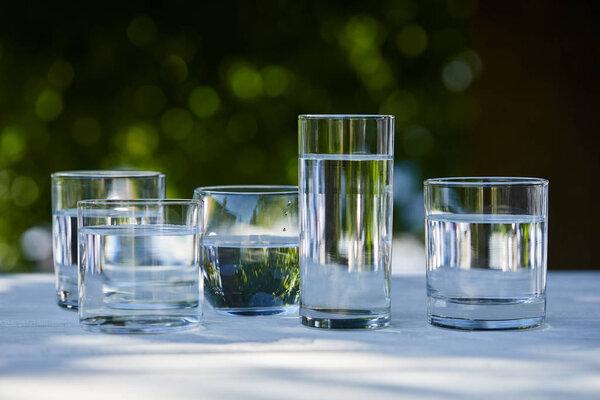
[203,243,299,310]
[0,0,482,272]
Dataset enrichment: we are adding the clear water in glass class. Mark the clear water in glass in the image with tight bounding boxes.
[202,235,299,315]
[426,213,547,329]
[299,154,393,328]
[79,224,200,333]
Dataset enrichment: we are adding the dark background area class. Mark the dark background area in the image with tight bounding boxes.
[0,0,598,272]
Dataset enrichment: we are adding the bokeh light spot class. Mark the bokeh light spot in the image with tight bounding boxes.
[0,126,26,165]
[459,49,483,76]
[127,15,158,47]
[161,54,188,84]
[164,36,197,62]
[344,15,384,50]
[342,14,393,93]
[352,52,381,74]
[347,50,394,91]
[160,108,194,140]
[442,60,473,92]
[48,59,74,89]
[380,91,418,122]
[228,63,263,100]
[35,89,63,121]
[124,123,159,156]
[0,242,18,271]
[21,226,52,261]
[11,176,39,207]
[227,113,257,143]
[133,85,166,116]
[72,116,101,146]
[397,24,428,57]
[366,62,394,91]
[394,161,420,205]
[403,125,434,157]
[261,66,291,97]
[189,86,220,117]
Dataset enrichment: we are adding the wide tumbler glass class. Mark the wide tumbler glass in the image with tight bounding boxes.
[424,177,548,330]
[194,185,299,316]
[78,199,201,334]
[299,114,395,329]
[51,171,165,309]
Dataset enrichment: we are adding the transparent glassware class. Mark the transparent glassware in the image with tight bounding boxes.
[193,185,299,316]
[298,114,395,329]
[424,177,549,330]
[51,170,165,309]
[78,199,202,334]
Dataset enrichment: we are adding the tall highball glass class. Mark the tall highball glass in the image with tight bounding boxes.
[424,177,548,330]
[51,171,165,308]
[299,114,395,329]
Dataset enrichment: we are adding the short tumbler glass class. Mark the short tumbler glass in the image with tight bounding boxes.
[194,185,299,316]
[424,177,548,330]
[78,199,202,334]
[51,170,165,309]
[299,114,395,329]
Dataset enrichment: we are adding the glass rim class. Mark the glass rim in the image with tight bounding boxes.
[298,114,394,120]
[424,177,549,187]
[195,185,298,195]
[51,170,165,179]
[77,199,199,208]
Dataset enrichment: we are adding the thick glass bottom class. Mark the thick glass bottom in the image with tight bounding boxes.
[80,315,200,334]
[300,307,390,329]
[213,305,298,316]
[429,315,544,330]
[427,294,545,330]
[55,265,78,309]
[57,292,78,310]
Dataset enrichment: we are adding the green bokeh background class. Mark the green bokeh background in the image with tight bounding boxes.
[1,1,598,272]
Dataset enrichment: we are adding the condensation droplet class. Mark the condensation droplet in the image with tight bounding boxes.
[287,201,292,206]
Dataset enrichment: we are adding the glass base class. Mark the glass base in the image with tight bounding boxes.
[429,315,544,330]
[300,307,390,329]
[214,305,298,316]
[57,293,78,310]
[80,316,200,334]
[427,295,545,330]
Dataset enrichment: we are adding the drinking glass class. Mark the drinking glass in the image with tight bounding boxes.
[424,177,549,330]
[299,114,395,329]
[51,171,165,309]
[194,185,299,316]
[78,199,202,334]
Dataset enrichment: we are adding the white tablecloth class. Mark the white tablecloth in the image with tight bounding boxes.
[1,272,599,400]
